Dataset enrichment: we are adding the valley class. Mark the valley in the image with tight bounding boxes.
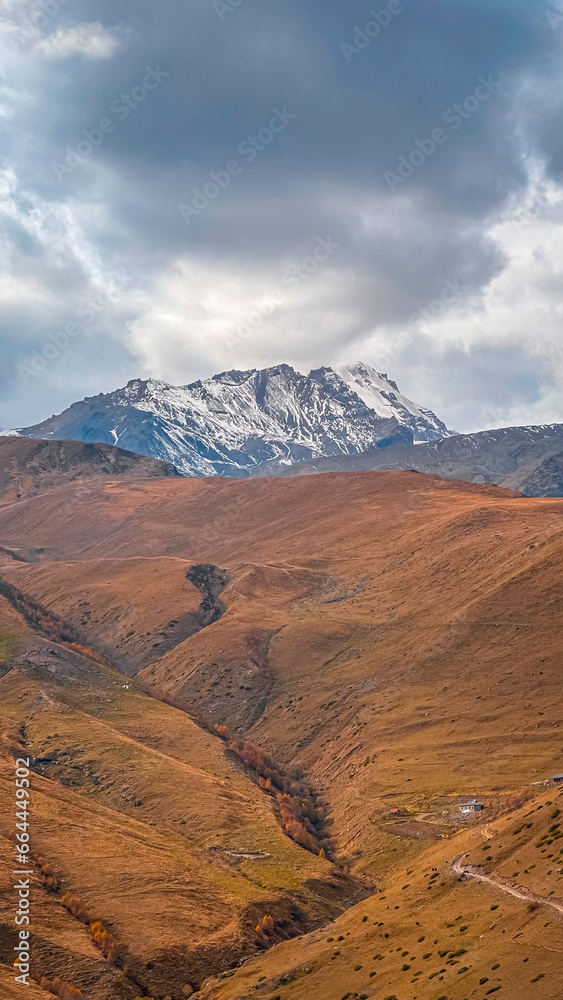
[0,448,561,999]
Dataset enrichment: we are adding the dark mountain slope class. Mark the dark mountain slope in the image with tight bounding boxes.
[0,436,178,500]
[254,422,563,496]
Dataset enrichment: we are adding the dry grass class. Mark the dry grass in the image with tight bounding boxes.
[195,787,563,1000]
[0,468,561,997]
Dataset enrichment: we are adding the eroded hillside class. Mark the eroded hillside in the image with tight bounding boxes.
[0,598,362,999]
[0,455,561,998]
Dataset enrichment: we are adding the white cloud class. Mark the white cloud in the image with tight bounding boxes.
[121,162,563,433]
[125,247,353,382]
[35,23,126,61]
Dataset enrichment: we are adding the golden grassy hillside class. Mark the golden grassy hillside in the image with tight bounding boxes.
[0,462,561,998]
[0,600,359,997]
[195,784,563,1000]
[1,473,562,866]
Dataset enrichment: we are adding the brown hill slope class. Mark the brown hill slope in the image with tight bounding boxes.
[0,472,562,860]
[195,782,563,1000]
[0,598,361,999]
[0,469,562,998]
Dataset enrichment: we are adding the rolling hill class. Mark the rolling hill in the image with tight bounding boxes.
[0,443,561,998]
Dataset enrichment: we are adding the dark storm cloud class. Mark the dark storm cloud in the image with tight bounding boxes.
[1,0,562,430]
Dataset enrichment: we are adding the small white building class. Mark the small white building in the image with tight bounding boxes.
[460,800,485,814]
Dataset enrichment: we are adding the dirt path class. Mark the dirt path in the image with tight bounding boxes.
[452,853,563,917]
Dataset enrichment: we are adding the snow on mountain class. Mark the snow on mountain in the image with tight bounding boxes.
[336,363,449,442]
[13,363,452,477]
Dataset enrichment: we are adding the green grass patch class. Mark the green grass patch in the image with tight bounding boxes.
[0,633,17,663]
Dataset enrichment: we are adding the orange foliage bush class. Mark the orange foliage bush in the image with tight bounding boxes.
[214,725,231,739]
[255,914,275,939]
[90,921,119,961]
[67,642,114,669]
[61,894,120,962]
[0,577,114,669]
[255,913,290,948]
[40,977,83,999]
[61,893,90,924]
[38,859,59,892]
[228,739,331,858]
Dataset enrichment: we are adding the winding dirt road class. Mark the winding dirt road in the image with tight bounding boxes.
[452,854,563,918]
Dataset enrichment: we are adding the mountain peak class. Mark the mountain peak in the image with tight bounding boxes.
[15,362,451,478]
[334,363,447,436]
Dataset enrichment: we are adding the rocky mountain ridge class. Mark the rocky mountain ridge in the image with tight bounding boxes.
[11,362,451,477]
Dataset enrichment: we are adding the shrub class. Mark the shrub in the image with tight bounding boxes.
[61,893,90,924]
[90,920,119,961]
[228,739,331,856]
[255,914,288,948]
[256,914,275,942]
[41,979,83,999]
[39,860,59,892]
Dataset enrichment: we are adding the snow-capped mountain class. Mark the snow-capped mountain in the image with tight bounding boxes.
[13,363,452,477]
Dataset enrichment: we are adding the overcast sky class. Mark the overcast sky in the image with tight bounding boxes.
[1,0,563,432]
